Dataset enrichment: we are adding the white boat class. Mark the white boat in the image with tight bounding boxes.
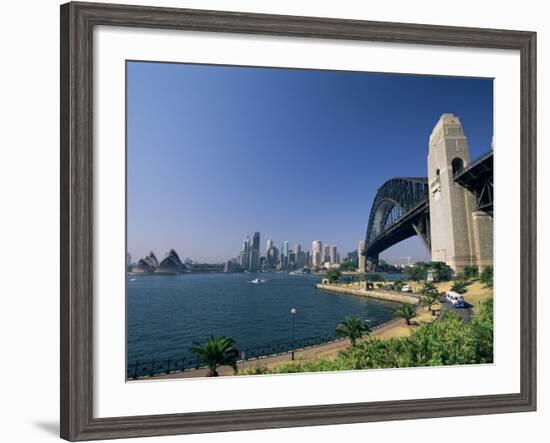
[250,278,265,284]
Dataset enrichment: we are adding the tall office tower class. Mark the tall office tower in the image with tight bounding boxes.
[294,244,306,269]
[306,250,311,267]
[323,244,330,263]
[281,241,289,270]
[266,246,279,269]
[249,232,260,272]
[358,240,366,272]
[266,238,273,251]
[330,245,338,264]
[312,240,322,268]
[240,235,250,269]
[427,113,491,271]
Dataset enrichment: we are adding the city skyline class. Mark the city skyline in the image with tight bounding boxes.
[127,62,493,263]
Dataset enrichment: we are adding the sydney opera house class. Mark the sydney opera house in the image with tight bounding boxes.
[129,249,187,275]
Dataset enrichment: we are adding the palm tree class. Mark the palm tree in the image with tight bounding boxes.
[189,336,239,377]
[421,291,439,316]
[395,303,416,326]
[335,315,371,346]
[420,282,437,295]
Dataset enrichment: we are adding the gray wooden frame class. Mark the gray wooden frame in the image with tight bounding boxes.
[60,1,537,441]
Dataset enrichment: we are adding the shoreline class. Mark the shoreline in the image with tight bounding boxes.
[149,309,432,380]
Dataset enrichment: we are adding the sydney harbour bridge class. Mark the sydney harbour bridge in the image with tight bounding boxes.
[362,114,494,272]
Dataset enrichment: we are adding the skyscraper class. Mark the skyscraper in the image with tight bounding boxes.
[358,240,366,272]
[266,238,273,251]
[249,232,260,272]
[239,235,250,270]
[312,240,322,268]
[280,241,289,270]
[324,244,330,263]
[330,245,338,264]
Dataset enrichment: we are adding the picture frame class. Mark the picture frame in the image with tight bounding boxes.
[60,1,536,441]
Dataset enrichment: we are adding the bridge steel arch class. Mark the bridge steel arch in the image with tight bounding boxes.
[364,177,430,271]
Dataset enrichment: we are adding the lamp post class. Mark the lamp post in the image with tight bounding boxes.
[290,308,296,360]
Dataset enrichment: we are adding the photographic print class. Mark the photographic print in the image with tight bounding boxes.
[126,61,494,380]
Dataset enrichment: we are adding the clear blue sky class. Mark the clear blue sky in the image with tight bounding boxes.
[127,61,493,264]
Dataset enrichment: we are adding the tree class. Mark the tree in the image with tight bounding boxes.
[326,269,342,283]
[420,282,437,295]
[421,291,439,316]
[480,266,493,288]
[335,315,371,346]
[451,277,468,294]
[394,303,417,325]
[463,266,479,279]
[189,336,239,377]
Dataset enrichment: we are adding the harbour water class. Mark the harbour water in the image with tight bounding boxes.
[127,273,400,366]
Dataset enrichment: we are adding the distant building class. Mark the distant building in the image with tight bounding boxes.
[266,245,279,269]
[323,244,330,263]
[130,251,158,275]
[224,259,239,273]
[358,240,366,272]
[155,249,186,274]
[282,241,289,270]
[266,238,273,251]
[347,249,358,262]
[312,240,322,268]
[330,245,338,264]
[249,232,260,272]
[239,235,250,270]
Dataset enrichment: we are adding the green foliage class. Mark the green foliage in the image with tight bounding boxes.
[480,266,494,288]
[339,261,358,272]
[420,282,437,295]
[450,275,469,294]
[335,315,371,346]
[421,291,439,316]
[326,269,342,283]
[189,336,239,376]
[241,300,494,375]
[394,303,417,325]
[463,266,479,279]
[403,261,454,282]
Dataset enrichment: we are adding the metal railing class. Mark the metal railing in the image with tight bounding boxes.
[127,319,399,380]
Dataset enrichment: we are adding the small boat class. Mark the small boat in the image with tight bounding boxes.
[250,278,265,284]
[129,278,137,282]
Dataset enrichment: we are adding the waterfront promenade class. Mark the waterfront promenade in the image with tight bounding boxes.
[152,307,435,380]
[315,281,420,304]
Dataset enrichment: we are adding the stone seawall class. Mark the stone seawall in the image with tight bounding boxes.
[315,284,419,304]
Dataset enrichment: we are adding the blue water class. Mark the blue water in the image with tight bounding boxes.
[127,273,400,365]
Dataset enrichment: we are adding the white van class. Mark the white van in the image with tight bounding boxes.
[401,285,412,293]
[445,291,465,308]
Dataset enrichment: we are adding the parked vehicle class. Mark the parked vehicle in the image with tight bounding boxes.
[445,291,465,308]
[401,285,412,293]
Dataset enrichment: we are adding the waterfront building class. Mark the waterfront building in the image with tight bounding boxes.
[224,259,239,273]
[155,249,186,274]
[312,240,322,268]
[306,250,311,267]
[330,245,338,264]
[323,244,330,263]
[266,238,273,251]
[358,240,366,272]
[129,251,158,275]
